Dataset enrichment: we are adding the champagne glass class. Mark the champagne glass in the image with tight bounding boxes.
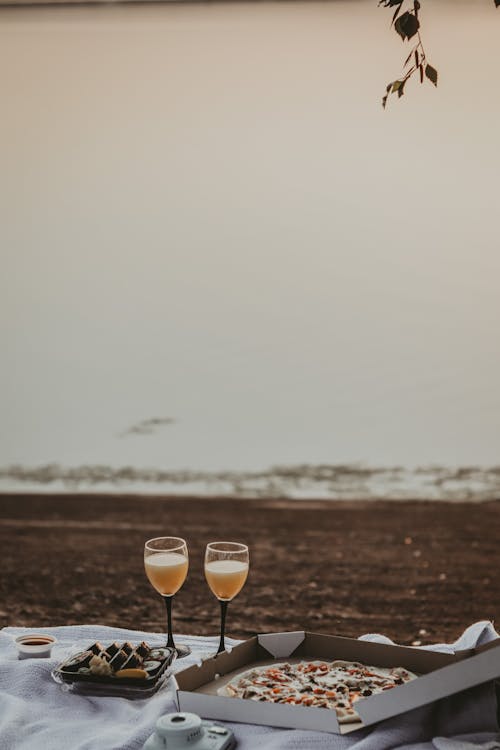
[144,537,191,658]
[205,542,249,655]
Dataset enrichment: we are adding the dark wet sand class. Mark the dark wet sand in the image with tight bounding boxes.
[0,493,498,645]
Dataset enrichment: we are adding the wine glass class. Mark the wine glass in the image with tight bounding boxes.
[205,542,249,655]
[144,537,191,658]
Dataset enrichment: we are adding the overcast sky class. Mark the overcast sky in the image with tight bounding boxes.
[1,0,499,472]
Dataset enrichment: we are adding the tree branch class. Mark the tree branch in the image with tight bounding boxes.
[380,0,499,108]
[380,0,438,108]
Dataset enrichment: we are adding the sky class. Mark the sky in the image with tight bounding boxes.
[1,0,499,474]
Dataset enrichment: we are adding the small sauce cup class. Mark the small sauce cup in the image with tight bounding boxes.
[15,634,57,659]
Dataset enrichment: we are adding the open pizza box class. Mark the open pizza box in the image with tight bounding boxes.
[173,630,500,735]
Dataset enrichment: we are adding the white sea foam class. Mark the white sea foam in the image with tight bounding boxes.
[1,464,499,501]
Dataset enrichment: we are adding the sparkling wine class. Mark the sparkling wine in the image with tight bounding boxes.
[145,551,189,596]
[205,559,249,601]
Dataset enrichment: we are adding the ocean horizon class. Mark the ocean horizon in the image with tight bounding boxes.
[2,462,500,501]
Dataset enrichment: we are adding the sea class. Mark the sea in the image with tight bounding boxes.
[1,0,499,501]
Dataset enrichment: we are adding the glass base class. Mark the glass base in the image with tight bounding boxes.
[173,644,191,659]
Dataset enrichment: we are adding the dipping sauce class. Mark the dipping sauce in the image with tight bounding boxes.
[15,633,57,658]
[22,638,52,646]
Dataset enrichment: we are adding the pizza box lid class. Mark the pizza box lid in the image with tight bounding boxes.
[173,630,500,735]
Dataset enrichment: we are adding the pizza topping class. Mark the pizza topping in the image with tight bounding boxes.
[219,659,417,726]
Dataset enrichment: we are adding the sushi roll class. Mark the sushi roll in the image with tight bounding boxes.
[105,642,121,659]
[121,642,134,656]
[121,653,143,670]
[143,660,162,674]
[135,641,150,659]
[149,648,171,661]
[62,650,93,673]
[88,642,106,656]
[109,649,129,672]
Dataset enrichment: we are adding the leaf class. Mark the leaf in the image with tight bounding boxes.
[391,79,403,92]
[419,64,424,83]
[395,11,420,41]
[425,64,438,86]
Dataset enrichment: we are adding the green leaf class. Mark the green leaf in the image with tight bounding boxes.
[395,11,420,41]
[425,64,438,86]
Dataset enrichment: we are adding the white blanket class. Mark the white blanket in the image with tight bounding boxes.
[0,622,498,750]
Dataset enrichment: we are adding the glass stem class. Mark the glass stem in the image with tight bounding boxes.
[164,596,175,649]
[217,600,229,654]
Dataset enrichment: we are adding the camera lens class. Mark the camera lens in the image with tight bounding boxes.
[156,712,203,740]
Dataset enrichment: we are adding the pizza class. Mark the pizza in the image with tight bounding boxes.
[217,659,417,725]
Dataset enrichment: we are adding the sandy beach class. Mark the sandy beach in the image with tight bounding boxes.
[0,493,498,645]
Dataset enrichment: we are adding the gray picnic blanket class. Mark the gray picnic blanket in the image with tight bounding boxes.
[0,621,498,749]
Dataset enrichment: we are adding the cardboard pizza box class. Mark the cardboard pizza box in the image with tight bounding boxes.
[173,630,500,735]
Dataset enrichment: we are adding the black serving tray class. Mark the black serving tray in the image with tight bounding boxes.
[52,642,176,698]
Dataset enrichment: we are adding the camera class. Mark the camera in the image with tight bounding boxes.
[143,712,236,750]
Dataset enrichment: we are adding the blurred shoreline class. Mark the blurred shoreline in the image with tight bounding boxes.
[1,463,500,501]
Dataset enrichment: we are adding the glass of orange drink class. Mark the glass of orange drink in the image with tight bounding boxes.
[205,541,249,655]
[144,537,191,658]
